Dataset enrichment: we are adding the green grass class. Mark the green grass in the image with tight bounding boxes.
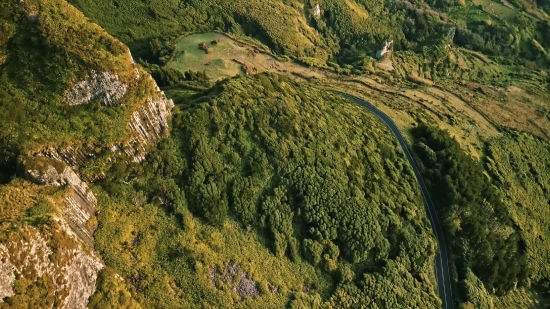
[471,0,491,5]
[482,2,518,20]
[449,4,502,25]
[486,131,550,284]
[168,33,243,80]
[453,0,518,23]
[175,33,223,56]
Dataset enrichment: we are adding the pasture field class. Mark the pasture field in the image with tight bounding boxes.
[167,32,325,81]
[451,0,518,23]
[167,33,246,80]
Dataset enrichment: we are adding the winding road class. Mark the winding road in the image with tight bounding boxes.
[334,91,454,309]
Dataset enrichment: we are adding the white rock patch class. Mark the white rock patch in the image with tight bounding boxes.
[0,245,16,301]
[66,70,128,106]
[0,227,103,308]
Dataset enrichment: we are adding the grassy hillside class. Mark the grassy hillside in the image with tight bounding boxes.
[486,132,550,298]
[69,0,550,78]
[0,0,162,172]
[90,74,442,308]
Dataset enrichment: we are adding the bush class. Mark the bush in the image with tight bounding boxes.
[412,124,528,295]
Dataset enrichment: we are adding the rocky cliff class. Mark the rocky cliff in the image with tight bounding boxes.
[52,46,174,167]
[0,85,172,306]
[0,155,106,308]
[5,46,174,309]
[65,70,129,107]
[25,157,98,248]
[0,225,103,308]
[0,1,175,307]
[36,51,174,182]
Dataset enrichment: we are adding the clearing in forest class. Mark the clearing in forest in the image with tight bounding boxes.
[470,0,518,20]
[167,32,324,81]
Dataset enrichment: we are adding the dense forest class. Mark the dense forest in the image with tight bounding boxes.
[2,0,550,308]
[89,74,442,308]
[411,125,528,298]
[68,0,550,72]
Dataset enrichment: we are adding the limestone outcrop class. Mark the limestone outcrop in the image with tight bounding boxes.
[40,88,174,168]
[54,52,174,167]
[0,226,103,309]
[65,70,129,106]
[26,158,97,247]
[129,94,174,148]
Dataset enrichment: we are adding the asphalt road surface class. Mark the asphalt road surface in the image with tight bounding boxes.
[334,91,454,309]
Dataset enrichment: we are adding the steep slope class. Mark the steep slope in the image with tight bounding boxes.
[486,132,550,295]
[1,0,173,178]
[0,0,173,307]
[0,179,103,308]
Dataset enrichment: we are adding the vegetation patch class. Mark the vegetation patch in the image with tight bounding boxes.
[166,32,325,81]
[89,73,442,308]
[486,131,550,290]
[411,124,528,299]
[471,0,519,20]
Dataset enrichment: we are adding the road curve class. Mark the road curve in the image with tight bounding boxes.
[333,91,454,309]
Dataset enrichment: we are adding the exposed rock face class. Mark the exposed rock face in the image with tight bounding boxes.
[41,91,174,167]
[376,39,393,59]
[53,57,174,167]
[234,272,260,298]
[0,226,103,308]
[57,247,103,309]
[312,4,321,17]
[26,162,97,247]
[0,245,16,300]
[65,70,128,106]
[208,261,261,299]
[5,157,103,307]
[129,95,175,148]
[42,145,95,171]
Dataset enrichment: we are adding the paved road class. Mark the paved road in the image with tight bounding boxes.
[333,91,454,309]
